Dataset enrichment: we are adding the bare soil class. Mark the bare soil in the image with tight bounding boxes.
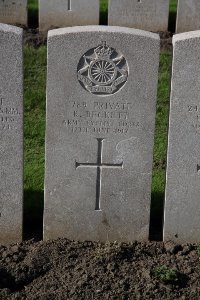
[0,239,200,300]
[23,28,172,51]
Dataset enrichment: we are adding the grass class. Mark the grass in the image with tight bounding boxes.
[24,1,175,235]
[24,45,47,228]
[150,51,171,232]
[152,265,179,283]
[196,245,200,256]
[28,0,38,28]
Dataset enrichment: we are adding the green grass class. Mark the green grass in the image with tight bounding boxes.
[170,0,177,13]
[152,265,179,283]
[24,45,47,225]
[100,0,108,25]
[169,0,177,32]
[28,0,38,27]
[151,51,171,225]
[196,245,200,256]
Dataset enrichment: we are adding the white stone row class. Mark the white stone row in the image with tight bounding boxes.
[1,22,200,244]
[1,0,200,34]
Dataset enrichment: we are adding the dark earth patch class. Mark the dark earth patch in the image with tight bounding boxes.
[22,27,172,51]
[0,239,200,299]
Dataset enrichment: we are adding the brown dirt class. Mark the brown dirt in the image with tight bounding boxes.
[159,31,173,51]
[23,28,47,48]
[23,28,172,51]
[0,239,200,300]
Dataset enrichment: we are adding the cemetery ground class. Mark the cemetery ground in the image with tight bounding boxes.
[2,0,200,299]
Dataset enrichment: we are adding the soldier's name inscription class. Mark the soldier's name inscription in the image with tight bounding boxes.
[63,101,140,135]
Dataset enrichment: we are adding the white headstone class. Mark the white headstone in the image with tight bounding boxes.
[176,0,200,33]
[164,31,200,243]
[108,0,169,32]
[0,0,27,26]
[39,0,99,33]
[44,26,160,242]
[0,24,23,244]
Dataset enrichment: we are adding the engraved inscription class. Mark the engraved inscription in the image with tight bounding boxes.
[77,41,128,96]
[121,3,159,18]
[0,97,21,130]
[186,104,200,132]
[0,1,23,18]
[63,101,140,135]
[76,138,123,211]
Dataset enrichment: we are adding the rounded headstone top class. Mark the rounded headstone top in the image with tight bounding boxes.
[0,23,23,35]
[48,25,160,41]
[173,30,200,44]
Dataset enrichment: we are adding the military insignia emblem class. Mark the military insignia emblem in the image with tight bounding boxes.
[77,41,129,96]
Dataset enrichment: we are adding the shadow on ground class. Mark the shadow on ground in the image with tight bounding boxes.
[23,190,164,242]
[168,9,177,33]
[23,190,44,240]
[149,192,164,241]
[28,1,38,29]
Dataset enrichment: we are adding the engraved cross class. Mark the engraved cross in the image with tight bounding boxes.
[76,138,123,211]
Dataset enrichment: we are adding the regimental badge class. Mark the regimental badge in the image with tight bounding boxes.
[77,41,129,96]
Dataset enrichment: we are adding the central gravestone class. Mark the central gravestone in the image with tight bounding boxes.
[0,0,27,26]
[44,26,160,242]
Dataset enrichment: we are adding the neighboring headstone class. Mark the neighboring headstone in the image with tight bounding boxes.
[176,0,200,33]
[0,0,27,26]
[164,31,200,243]
[44,26,160,242]
[39,0,99,33]
[108,0,169,32]
[0,24,23,244]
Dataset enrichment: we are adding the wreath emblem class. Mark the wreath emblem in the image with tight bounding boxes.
[77,42,129,96]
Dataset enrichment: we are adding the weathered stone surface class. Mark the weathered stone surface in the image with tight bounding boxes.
[39,0,99,33]
[176,0,200,33]
[164,31,200,243]
[0,0,27,26]
[0,24,23,244]
[44,26,160,242]
[108,0,169,32]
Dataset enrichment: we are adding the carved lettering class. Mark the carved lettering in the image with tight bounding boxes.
[0,97,20,130]
[63,101,140,135]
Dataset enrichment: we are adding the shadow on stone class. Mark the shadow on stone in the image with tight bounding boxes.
[0,267,16,291]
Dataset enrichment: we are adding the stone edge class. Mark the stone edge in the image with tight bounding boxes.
[173,30,200,44]
[0,23,23,35]
[48,25,160,41]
